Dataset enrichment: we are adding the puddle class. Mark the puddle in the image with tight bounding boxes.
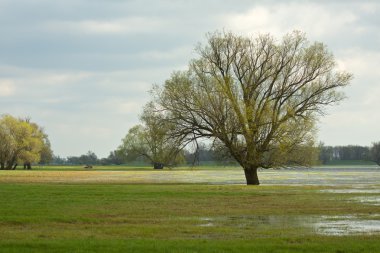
[321,189,380,194]
[351,196,380,206]
[199,217,214,227]
[196,215,380,236]
[313,215,380,235]
[198,215,303,228]
[320,188,380,206]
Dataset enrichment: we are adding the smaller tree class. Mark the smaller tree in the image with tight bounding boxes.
[99,150,125,165]
[21,122,53,169]
[370,142,380,166]
[118,103,185,169]
[184,142,217,165]
[0,115,48,170]
[39,137,54,165]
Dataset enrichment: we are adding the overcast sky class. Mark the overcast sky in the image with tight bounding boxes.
[0,0,379,158]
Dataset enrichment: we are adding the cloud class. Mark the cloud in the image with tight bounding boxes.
[46,17,168,35]
[0,79,15,97]
[115,100,146,115]
[333,48,380,107]
[224,2,359,39]
[319,107,380,146]
[336,49,380,79]
[318,48,380,145]
[1,0,379,156]
[139,46,194,62]
[0,66,170,157]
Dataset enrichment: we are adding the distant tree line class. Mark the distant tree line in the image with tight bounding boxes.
[2,116,378,168]
[51,151,124,166]
[319,143,380,165]
[29,142,380,168]
[53,142,380,167]
[49,145,226,166]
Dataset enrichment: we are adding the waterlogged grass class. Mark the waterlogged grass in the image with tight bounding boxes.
[1,168,380,252]
[0,180,380,252]
[19,165,242,171]
[1,168,380,185]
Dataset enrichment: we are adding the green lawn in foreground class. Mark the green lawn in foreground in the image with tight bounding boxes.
[0,183,380,252]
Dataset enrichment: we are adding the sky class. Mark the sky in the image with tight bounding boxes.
[0,0,379,158]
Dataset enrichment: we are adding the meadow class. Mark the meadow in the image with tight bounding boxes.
[1,166,380,252]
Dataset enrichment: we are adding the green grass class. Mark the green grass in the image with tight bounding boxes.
[2,238,380,253]
[1,182,380,252]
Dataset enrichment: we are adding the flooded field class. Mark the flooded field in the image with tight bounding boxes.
[195,214,380,236]
[1,167,379,186]
[1,167,379,238]
[312,215,380,235]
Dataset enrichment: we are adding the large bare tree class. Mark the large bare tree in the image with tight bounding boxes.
[154,31,352,184]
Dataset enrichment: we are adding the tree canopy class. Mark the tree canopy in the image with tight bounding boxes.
[117,103,186,169]
[0,115,52,170]
[153,31,352,184]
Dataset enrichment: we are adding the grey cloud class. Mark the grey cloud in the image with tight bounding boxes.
[0,0,379,157]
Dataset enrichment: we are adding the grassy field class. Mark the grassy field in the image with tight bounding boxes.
[1,168,380,252]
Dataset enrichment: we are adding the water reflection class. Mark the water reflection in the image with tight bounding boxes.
[312,215,380,235]
[197,215,380,236]
[351,196,380,206]
[320,189,380,194]
[145,167,380,186]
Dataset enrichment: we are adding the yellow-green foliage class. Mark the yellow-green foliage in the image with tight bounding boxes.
[117,103,186,167]
[0,115,46,169]
[156,31,352,181]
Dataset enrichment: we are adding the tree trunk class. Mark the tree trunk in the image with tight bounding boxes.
[153,162,164,169]
[244,167,260,185]
[6,156,17,170]
[5,162,14,170]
